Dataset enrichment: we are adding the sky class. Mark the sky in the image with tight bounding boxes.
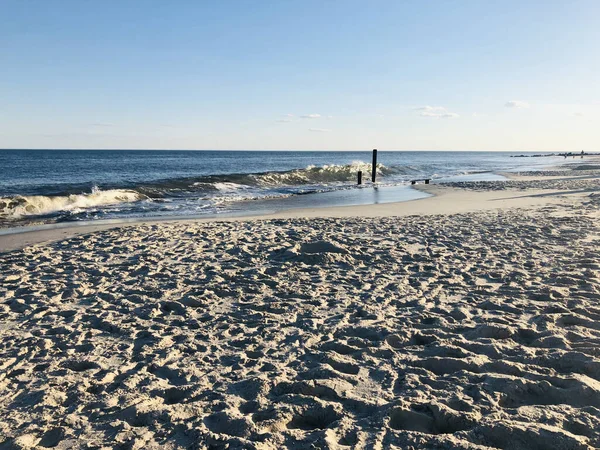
[1,0,599,151]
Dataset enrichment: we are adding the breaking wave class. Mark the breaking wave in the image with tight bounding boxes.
[184,161,390,191]
[128,161,395,197]
[250,161,389,185]
[0,187,145,219]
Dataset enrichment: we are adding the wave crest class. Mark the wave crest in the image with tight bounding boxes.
[251,161,388,185]
[0,188,145,219]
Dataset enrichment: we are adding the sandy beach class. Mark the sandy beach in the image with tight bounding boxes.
[1,163,599,449]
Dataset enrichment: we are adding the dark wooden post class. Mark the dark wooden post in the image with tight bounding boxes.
[371,149,377,183]
[357,170,362,185]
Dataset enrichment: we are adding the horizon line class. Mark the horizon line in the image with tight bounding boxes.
[0,148,571,153]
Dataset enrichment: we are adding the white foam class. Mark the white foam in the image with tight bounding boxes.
[0,188,145,219]
[255,161,387,185]
[213,182,246,192]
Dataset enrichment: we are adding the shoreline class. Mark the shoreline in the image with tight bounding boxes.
[1,166,599,254]
[0,152,585,239]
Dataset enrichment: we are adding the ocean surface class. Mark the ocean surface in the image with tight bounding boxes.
[0,150,566,228]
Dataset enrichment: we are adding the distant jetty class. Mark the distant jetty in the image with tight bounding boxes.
[511,153,556,158]
[511,151,597,158]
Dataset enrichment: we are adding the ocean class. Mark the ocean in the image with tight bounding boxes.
[0,150,566,228]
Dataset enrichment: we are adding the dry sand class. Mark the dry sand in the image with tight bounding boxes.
[1,166,600,449]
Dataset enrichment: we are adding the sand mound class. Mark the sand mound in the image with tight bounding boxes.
[272,239,355,265]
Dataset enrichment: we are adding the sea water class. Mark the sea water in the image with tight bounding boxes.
[0,150,566,227]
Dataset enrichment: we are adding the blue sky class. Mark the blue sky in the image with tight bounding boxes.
[1,0,599,150]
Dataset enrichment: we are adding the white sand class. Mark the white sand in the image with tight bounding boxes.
[1,167,600,449]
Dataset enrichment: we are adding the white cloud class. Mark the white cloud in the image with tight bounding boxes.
[278,113,326,121]
[505,100,530,109]
[415,106,459,119]
[414,105,446,112]
[309,128,331,132]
